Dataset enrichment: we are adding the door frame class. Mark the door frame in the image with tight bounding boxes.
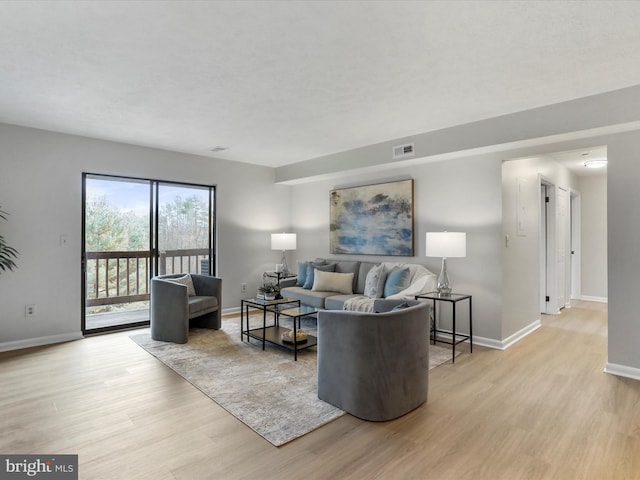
[81,173,216,334]
[540,176,560,315]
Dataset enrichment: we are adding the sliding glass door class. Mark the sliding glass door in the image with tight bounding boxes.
[82,174,215,334]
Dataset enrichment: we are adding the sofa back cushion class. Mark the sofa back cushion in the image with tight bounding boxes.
[335,260,360,292]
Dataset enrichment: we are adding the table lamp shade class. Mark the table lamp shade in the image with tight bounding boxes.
[425,232,466,258]
[425,231,466,296]
[271,233,297,251]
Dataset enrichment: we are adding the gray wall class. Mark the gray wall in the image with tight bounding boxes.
[0,123,290,349]
[579,174,608,300]
[607,130,640,370]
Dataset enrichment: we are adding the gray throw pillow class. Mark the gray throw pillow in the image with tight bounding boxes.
[363,264,387,298]
[303,263,336,289]
[167,274,196,296]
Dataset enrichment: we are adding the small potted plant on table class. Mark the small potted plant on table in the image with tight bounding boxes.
[258,283,281,301]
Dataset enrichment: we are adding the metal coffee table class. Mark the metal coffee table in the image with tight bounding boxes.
[241,298,317,361]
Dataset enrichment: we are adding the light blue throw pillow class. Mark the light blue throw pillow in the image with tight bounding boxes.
[383,267,411,297]
[297,261,309,287]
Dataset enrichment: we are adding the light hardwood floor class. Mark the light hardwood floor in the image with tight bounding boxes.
[2,300,639,479]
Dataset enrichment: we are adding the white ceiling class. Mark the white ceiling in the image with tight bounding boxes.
[1,1,639,169]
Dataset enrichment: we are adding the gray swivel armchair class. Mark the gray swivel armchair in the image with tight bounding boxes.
[317,300,430,421]
[150,273,222,344]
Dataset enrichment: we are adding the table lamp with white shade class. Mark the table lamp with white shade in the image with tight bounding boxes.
[425,232,466,296]
[271,233,297,275]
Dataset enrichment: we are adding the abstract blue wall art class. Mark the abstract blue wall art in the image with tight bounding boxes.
[330,179,414,256]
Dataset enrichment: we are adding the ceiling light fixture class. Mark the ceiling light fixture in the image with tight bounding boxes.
[583,159,608,169]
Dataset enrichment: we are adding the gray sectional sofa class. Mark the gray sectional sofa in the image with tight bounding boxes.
[280,259,437,311]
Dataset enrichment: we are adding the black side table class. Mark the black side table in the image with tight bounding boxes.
[263,271,297,286]
[415,292,472,363]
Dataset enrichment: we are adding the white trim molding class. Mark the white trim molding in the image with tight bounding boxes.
[474,319,542,351]
[0,332,84,353]
[580,295,608,303]
[604,363,640,381]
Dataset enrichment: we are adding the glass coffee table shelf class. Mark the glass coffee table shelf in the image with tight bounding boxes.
[241,298,317,361]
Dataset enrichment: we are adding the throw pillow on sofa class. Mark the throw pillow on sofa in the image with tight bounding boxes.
[303,263,336,289]
[166,274,196,296]
[297,260,330,287]
[383,267,411,297]
[297,261,310,287]
[364,263,387,298]
[312,270,354,294]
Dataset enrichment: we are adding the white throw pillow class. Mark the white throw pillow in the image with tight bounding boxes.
[363,264,387,298]
[312,270,354,294]
[167,274,196,296]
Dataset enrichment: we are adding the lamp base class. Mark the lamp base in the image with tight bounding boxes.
[437,257,452,296]
[280,251,289,275]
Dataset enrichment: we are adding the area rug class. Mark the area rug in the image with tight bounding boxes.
[129,315,456,446]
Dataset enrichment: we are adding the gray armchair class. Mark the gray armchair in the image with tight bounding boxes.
[317,300,430,421]
[150,274,222,343]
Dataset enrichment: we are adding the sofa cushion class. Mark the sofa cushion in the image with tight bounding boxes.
[325,294,364,310]
[383,267,411,297]
[356,262,378,294]
[168,274,196,296]
[280,286,335,309]
[303,263,336,289]
[363,264,386,298]
[188,295,218,316]
[312,270,354,294]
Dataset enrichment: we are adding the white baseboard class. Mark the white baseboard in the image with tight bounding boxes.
[604,362,640,381]
[223,307,241,316]
[473,319,542,351]
[579,295,608,303]
[0,332,84,353]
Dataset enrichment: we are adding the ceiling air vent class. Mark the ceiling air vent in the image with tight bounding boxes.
[392,142,415,160]
[210,146,229,153]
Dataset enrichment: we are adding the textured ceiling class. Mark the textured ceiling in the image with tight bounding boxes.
[1,1,640,167]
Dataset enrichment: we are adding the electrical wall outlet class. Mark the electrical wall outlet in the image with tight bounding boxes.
[25,304,37,317]
[241,283,247,293]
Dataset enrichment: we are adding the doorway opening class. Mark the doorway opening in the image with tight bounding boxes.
[539,178,571,315]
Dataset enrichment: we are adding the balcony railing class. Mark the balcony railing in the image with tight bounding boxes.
[85,248,211,307]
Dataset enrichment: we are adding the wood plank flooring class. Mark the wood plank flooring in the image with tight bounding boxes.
[2,300,639,479]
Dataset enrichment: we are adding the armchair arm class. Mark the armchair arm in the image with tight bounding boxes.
[372,298,421,313]
[150,278,189,343]
[191,274,222,298]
